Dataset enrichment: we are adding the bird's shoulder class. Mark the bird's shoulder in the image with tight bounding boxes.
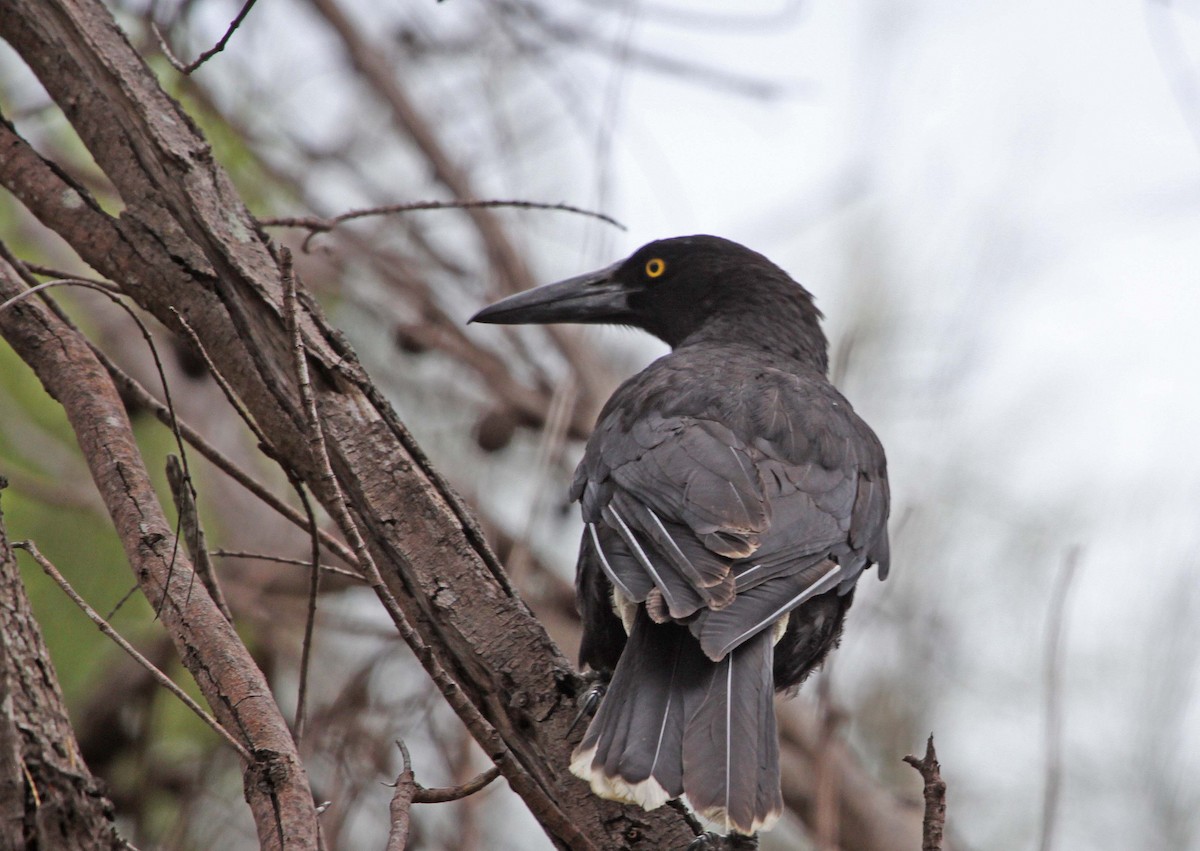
[584,344,881,472]
[572,345,886,536]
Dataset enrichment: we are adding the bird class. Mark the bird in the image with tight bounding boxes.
[470,235,890,845]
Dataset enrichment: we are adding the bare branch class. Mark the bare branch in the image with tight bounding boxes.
[211,549,363,582]
[151,0,259,75]
[167,455,234,623]
[903,735,947,851]
[173,311,275,453]
[103,355,359,569]
[281,250,323,749]
[413,767,502,804]
[262,198,625,252]
[0,3,690,844]
[304,0,613,418]
[0,255,318,849]
[278,251,566,839]
[0,486,124,850]
[385,738,501,851]
[10,259,118,290]
[387,740,418,851]
[14,540,253,763]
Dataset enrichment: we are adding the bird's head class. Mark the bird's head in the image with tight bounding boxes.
[470,235,826,362]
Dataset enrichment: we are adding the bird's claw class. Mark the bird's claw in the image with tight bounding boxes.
[567,672,609,737]
[686,833,759,851]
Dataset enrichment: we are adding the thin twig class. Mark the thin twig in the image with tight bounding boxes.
[305,0,610,416]
[281,250,322,748]
[167,454,234,622]
[0,283,184,477]
[103,355,359,568]
[387,740,417,851]
[1038,546,1081,851]
[903,734,947,851]
[262,198,625,251]
[0,272,189,488]
[0,273,195,616]
[152,0,259,75]
[19,261,118,290]
[170,310,342,609]
[104,584,141,622]
[2,204,354,587]
[210,549,362,581]
[413,767,501,804]
[172,310,274,452]
[386,738,501,796]
[14,540,252,763]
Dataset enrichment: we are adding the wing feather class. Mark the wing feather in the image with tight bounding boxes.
[574,353,888,655]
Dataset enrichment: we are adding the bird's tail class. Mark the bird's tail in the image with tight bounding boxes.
[570,609,783,835]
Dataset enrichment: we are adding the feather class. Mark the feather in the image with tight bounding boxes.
[692,560,844,661]
[587,522,641,602]
[603,504,705,619]
[681,628,783,835]
[575,531,629,673]
[572,611,708,808]
[732,549,830,595]
[609,492,735,608]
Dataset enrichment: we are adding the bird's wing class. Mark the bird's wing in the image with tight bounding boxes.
[574,362,889,661]
[576,412,765,620]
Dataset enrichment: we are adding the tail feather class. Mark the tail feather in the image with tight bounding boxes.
[682,628,782,834]
[571,609,783,835]
[572,610,702,807]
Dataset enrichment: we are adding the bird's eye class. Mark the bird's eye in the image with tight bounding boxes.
[645,258,666,279]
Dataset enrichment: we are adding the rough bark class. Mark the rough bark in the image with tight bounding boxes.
[0,260,320,850]
[0,1,692,848]
[0,484,123,851]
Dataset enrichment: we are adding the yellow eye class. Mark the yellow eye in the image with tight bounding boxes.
[645,258,666,279]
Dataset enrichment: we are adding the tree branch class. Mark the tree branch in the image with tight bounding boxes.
[0,2,689,847]
[151,0,259,75]
[13,540,252,763]
[903,735,947,851]
[0,259,319,850]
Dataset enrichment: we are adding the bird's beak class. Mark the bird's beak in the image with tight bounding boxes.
[468,261,630,326]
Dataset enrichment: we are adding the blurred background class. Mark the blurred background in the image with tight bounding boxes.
[2,0,1199,848]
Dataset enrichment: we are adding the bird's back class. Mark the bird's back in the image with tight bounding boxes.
[575,342,889,625]
[569,342,888,834]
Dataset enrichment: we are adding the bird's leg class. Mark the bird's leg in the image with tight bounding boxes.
[567,669,610,737]
[685,832,759,851]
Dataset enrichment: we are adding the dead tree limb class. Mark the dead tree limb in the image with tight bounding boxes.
[0,259,319,850]
[0,2,689,847]
[904,735,947,851]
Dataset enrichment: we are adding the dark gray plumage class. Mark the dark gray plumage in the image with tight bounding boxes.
[471,235,890,840]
